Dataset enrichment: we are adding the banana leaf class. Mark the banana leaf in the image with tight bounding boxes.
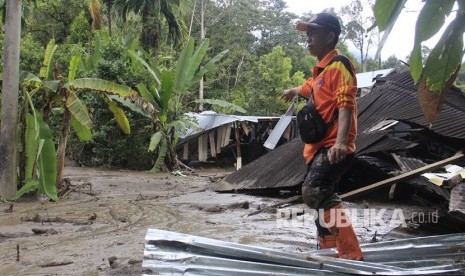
[102,95,131,134]
[39,39,57,81]
[66,90,93,129]
[184,39,209,91]
[160,70,174,112]
[71,117,93,142]
[149,132,163,152]
[150,137,168,173]
[25,113,39,180]
[129,50,161,85]
[42,80,61,93]
[193,49,229,84]
[14,180,39,200]
[174,39,195,92]
[36,114,58,201]
[108,95,151,118]
[68,55,81,82]
[373,0,406,60]
[19,71,42,88]
[67,78,138,98]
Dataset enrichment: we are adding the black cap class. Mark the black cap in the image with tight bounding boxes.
[296,13,341,37]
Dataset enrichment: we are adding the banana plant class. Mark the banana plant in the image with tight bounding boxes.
[130,38,245,172]
[14,39,138,199]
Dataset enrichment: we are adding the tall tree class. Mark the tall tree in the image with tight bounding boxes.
[340,0,378,72]
[0,0,22,200]
[25,0,84,45]
[102,0,116,36]
[113,0,184,55]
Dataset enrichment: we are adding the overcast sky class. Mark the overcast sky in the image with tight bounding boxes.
[283,0,452,62]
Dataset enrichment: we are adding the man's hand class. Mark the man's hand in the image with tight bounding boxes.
[328,142,348,164]
[281,87,301,102]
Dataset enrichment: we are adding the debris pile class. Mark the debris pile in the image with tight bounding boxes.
[143,229,465,275]
[213,71,465,234]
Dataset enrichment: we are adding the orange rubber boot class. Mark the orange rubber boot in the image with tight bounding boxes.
[323,203,363,261]
[319,235,337,249]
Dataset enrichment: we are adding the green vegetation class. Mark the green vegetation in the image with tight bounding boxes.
[1,0,464,200]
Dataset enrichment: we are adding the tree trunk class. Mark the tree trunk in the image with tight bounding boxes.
[0,0,22,200]
[107,2,112,36]
[18,92,29,186]
[56,101,72,191]
[165,128,179,171]
[198,0,206,111]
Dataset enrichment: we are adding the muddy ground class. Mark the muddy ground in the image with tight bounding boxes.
[0,165,440,275]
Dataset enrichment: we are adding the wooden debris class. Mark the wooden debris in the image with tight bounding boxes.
[40,261,73,267]
[243,195,302,217]
[341,152,464,200]
[32,228,58,235]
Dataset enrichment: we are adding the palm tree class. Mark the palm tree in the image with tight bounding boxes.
[113,0,184,55]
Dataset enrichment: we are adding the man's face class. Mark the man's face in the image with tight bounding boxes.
[306,27,332,58]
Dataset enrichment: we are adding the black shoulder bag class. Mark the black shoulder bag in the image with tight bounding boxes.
[297,96,335,144]
[296,55,354,144]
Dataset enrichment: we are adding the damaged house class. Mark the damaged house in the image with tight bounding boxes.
[213,71,465,229]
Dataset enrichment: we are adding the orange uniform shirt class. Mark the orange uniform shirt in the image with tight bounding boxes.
[299,49,357,164]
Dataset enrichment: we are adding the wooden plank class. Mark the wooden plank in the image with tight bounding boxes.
[209,132,216,158]
[216,127,223,154]
[241,122,249,136]
[341,152,464,200]
[198,135,208,162]
[183,143,189,160]
[234,122,242,170]
[223,124,231,147]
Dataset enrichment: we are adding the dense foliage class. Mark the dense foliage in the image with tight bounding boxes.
[1,0,464,199]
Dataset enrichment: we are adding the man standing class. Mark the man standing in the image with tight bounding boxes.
[281,13,363,261]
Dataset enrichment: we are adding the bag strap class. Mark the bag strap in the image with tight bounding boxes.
[308,55,355,125]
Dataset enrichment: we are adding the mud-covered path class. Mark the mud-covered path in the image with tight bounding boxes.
[0,166,433,275]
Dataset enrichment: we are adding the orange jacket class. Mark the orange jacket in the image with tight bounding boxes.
[299,49,357,164]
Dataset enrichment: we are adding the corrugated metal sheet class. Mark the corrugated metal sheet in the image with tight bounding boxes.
[143,229,465,275]
[356,68,395,88]
[359,71,465,139]
[264,102,294,149]
[356,134,417,156]
[180,111,262,140]
[215,138,306,192]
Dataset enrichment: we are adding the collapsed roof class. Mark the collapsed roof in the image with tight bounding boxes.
[213,71,465,199]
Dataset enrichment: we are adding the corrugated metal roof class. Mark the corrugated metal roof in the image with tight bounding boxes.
[359,71,465,139]
[179,111,281,141]
[215,138,306,192]
[143,229,465,275]
[356,68,395,88]
[214,71,465,192]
